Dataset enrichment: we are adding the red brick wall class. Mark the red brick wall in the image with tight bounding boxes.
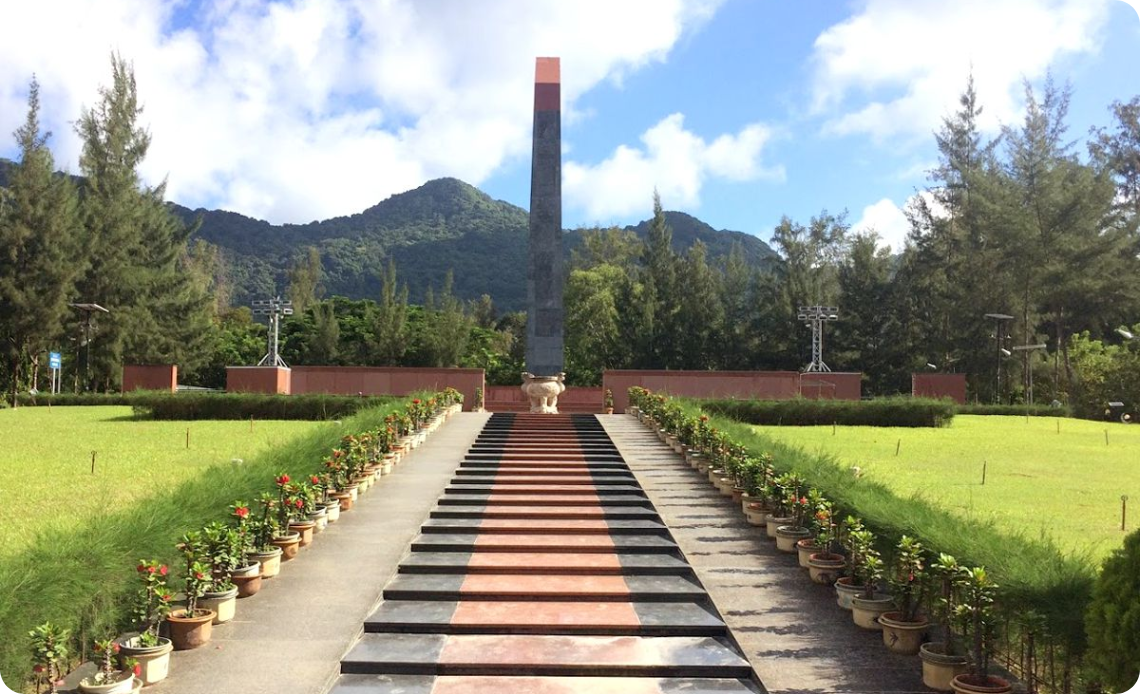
[122,365,177,392]
[603,370,802,413]
[226,367,291,394]
[485,385,604,413]
[290,367,484,411]
[799,372,862,401]
[912,373,967,405]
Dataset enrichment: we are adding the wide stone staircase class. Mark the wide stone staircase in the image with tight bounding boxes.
[328,413,759,693]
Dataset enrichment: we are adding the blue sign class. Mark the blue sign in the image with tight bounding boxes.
[49,352,61,369]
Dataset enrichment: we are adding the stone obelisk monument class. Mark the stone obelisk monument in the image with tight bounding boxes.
[521,57,566,413]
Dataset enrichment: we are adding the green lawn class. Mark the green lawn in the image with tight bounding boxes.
[753,415,1140,560]
[0,406,322,559]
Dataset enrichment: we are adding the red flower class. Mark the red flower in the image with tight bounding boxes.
[412,399,421,404]
[161,594,172,602]
[133,664,142,677]
[33,664,45,673]
[234,506,249,519]
[333,450,343,458]
[195,572,207,580]
[159,565,168,576]
[137,563,147,573]
[310,475,320,485]
[294,498,304,508]
[276,474,290,486]
[112,643,121,654]
[147,565,156,574]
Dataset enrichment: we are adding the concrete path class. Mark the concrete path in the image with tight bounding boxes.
[329,413,760,693]
[601,414,929,694]
[147,412,489,694]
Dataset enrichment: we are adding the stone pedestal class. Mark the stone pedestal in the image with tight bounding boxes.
[521,372,566,414]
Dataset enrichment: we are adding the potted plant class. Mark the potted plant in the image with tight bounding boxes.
[764,473,798,539]
[796,494,827,568]
[879,535,929,653]
[305,476,330,530]
[807,504,847,584]
[199,522,240,624]
[472,387,484,412]
[229,501,266,594]
[167,533,216,650]
[846,527,894,628]
[78,638,137,694]
[743,455,774,525]
[603,389,614,414]
[950,567,1012,693]
[920,554,971,691]
[116,560,174,685]
[29,622,70,694]
[280,479,315,547]
[270,475,302,560]
[834,517,867,609]
[776,482,814,552]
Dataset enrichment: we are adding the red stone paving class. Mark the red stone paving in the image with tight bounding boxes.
[430,676,670,694]
[451,601,639,628]
[473,506,612,517]
[457,574,630,598]
[477,519,610,531]
[483,494,601,504]
[473,534,617,550]
[465,552,623,571]
[437,634,657,667]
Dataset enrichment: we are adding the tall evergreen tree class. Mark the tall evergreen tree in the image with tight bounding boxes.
[0,77,83,405]
[675,241,723,369]
[287,246,323,313]
[642,191,681,367]
[372,259,409,364]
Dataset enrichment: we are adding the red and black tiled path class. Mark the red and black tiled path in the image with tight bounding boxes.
[330,413,760,694]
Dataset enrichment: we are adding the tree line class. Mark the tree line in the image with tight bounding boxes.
[2,64,1138,415]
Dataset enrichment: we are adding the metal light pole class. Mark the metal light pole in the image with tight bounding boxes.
[253,297,294,367]
[985,313,1014,404]
[68,303,109,391]
[798,306,838,373]
[1011,343,1047,406]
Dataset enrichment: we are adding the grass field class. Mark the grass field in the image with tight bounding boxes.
[753,415,1140,561]
[0,406,323,559]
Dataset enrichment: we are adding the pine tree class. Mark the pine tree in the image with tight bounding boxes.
[0,76,83,405]
[643,191,680,367]
[372,259,409,364]
[675,241,723,369]
[287,246,323,314]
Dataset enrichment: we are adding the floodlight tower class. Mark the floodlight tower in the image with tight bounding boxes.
[985,313,1014,403]
[252,297,293,367]
[799,305,838,373]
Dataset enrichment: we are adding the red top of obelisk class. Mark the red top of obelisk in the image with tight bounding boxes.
[534,57,560,111]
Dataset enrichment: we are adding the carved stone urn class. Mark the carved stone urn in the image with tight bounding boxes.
[521,372,566,414]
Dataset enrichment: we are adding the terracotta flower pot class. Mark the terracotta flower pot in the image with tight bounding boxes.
[795,539,821,568]
[271,531,301,561]
[949,675,1013,694]
[920,642,970,691]
[199,586,238,624]
[851,594,895,630]
[731,486,746,503]
[289,520,316,547]
[807,552,847,585]
[116,636,173,686]
[331,490,353,511]
[233,567,263,598]
[167,608,214,650]
[247,546,282,578]
[775,525,812,552]
[879,611,929,654]
[380,460,393,476]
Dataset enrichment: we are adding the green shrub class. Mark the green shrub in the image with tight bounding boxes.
[15,392,144,406]
[703,396,956,428]
[134,393,396,420]
[1084,528,1140,690]
[957,403,1071,417]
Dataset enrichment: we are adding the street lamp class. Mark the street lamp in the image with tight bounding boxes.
[985,313,1014,404]
[798,306,838,373]
[1011,343,1047,406]
[1118,327,1135,341]
[69,303,109,391]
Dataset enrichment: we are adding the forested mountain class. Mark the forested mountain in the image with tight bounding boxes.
[166,178,777,311]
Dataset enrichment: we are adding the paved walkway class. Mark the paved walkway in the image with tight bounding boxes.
[601,414,929,694]
[329,413,760,693]
[147,412,489,694]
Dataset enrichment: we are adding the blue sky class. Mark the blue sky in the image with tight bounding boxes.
[1,0,1138,252]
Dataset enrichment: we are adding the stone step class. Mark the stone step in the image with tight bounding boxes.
[409,533,679,554]
[430,505,659,520]
[364,599,724,635]
[445,484,644,495]
[438,494,652,507]
[449,476,639,486]
[340,633,753,679]
[381,574,706,602]
[330,675,761,694]
[419,518,668,536]
[397,552,692,576]
[454,467,631,477]
[460,460,628,469]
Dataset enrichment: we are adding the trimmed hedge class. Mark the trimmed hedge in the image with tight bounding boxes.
[702,396,956,428]
[135,393,397,420]
[957,403,1072,417]
[15,392,144,406]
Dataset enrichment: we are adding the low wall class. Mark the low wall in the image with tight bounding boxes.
[122,365,177,392]
[799,372,862,401]
[486,385,604,413]
[290,366,485,411]
[226,366,291,394]
[603,370,802,413]
[912,373,967,405]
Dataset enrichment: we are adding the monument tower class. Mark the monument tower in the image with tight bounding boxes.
[521,57,566,412]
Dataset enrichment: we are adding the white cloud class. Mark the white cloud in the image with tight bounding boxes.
[0,0,723,223]
[852,198,910,252]
[811,0,1112,140]
[563,113,783,221]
